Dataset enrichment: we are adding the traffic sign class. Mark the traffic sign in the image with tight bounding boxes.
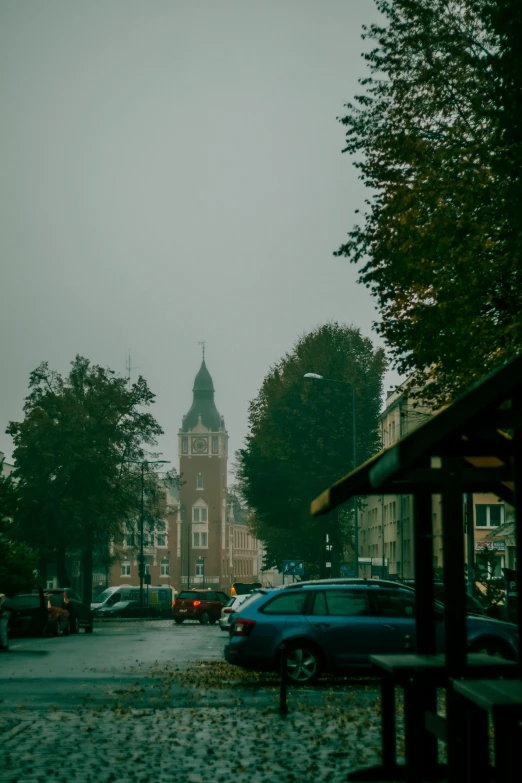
[282,560,304,576]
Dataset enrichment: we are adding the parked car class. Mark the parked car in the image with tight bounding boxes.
[399,578,486,616]
[45,592,70,636]
[224,580,519,684]
[96,600,141,618]
[45,588,93,634]
[8,592,48,637]
[219,594,251,632]
[91,585,176,617]
[230,582,262,597]
[8,591,70,638]
[173,589,229,625]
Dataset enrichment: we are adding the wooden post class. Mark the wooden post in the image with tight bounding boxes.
[413,490,436,653]
[279,643,288,713]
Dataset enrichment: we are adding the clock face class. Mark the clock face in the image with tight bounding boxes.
[192,437,208,454]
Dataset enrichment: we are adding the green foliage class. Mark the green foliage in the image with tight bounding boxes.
[0,458,37,596]
[336,0,522,404]
[237,323,385,574]
[6,356,175,599]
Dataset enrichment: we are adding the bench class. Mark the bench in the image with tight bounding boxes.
[453,679,522,783]
[348,653,517,783]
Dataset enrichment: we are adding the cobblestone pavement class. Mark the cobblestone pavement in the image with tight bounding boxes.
[0,701,384,783]
[0,622,395,782]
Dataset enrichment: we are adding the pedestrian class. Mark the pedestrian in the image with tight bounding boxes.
[0,593,11,650]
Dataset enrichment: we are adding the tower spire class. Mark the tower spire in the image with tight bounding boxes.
[198,340,206,360]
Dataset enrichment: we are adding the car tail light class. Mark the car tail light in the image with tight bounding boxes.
[193,600,201,607]
[224,608,233,613]
[172,600,176,607]
[233,618,256,637]
[63,591,69,604]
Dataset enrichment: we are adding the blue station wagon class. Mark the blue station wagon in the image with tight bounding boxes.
[224,580,519,684]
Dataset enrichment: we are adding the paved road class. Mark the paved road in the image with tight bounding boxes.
[1,620,228,711]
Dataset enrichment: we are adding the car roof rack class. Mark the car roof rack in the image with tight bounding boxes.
[283,578,414,590]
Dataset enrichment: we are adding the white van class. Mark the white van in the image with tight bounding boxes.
[91,585,176,616]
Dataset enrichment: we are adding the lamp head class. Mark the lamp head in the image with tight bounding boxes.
[304,373,323,380]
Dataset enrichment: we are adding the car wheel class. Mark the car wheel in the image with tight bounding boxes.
[283,643,322,685]
[174,618,184,625]
[84,622,93,634]
[70,615,80,634]
[63,620,70,636]
[199,611,210,625]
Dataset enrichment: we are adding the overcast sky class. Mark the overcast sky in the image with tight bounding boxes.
[0,0,396,470]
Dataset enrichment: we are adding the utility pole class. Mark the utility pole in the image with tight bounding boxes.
[123,458,170,611]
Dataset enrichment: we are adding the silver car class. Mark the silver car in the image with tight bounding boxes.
[219,595,250,632]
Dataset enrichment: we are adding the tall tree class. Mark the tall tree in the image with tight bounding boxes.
[237,324,385,576]
[7,356,167,601]
[336,0,522,404]
[0,457,38,596]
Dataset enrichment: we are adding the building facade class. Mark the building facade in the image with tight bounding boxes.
[357,383,511,580]
[108,357,263,593]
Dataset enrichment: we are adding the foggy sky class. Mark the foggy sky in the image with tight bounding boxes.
[0,0,395,472]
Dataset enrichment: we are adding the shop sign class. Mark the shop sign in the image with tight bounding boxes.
[475,540,506,551]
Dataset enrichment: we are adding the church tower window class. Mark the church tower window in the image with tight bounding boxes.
[197,473,204,490]
[182,437,188,453]
[212,436,219,454]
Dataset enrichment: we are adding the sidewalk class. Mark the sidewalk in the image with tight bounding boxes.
[0,661,389,783]
[1,702,383,783]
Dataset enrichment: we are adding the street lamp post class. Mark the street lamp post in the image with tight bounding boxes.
[124,459,170,609]
[304,373,358,577]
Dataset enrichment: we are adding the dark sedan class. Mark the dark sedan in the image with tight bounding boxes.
[45,588,93,634]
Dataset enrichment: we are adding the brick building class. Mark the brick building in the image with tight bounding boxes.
[109,357,263,592]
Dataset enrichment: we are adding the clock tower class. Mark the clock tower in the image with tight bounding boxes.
[178,356,230,588]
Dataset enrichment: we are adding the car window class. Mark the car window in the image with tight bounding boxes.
[311,592,328,615]
[108,592,121,605]
[93,589,113,603]
[325,590,371,617]
[48,594,65,608]
[205,592,217,601]
[67,590,82,601]
[374,590,415,618]
[217,593,229,603]
[261,591,307,615]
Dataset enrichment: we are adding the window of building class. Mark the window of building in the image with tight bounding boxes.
[195,562,204,576]
[121,562,131,576]
[193,505,208,523]
[160,560,169,577]
[143,533,154,547]
[157,534,166,547]
[144,562,150,576]
[125,533,135,548]
[156,520,166,532]
[193,531,200,547]
[201,532,208,547]
[197,473,204,489]
[476,504,503,527]
[182,437,188,453]
[212,436,219,454]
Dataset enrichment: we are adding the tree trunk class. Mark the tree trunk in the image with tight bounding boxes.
[82,543,93,604]
[56,546,70,587]
[38,551,48,587]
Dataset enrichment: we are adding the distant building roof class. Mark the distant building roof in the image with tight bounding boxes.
[181,359,223,432]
